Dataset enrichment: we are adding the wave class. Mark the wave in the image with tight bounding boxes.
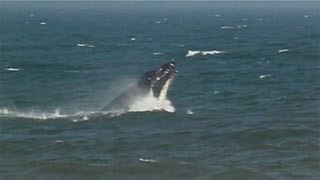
[221,26,235,29]
[77,43,95,48]
[278,49,289,53]
[187,109,194,115]
[0,108,110,122]
[0,93,175,121]
[259,74,271,79]
[153,52,163,55]
[4,68,20,72]
[186,50,225,57]
[139,158,157,163]
[0,108,69,120]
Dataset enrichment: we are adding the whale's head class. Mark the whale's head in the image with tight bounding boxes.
[138,62,176,99]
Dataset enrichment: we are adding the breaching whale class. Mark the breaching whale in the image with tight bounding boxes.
[102,61,177,112]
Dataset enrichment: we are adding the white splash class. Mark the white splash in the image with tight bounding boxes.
[278,49,289,53]
[130,38,136,41]
[0,108,67,120]
[129,91,175,113]
[0,108,98,121]
[5,68,20,71]
[186,50,225,57]
[129,77,175,113]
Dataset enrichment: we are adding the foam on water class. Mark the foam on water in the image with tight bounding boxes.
[77,43,95,48]
[221,26,235,29]
[187,109,194,115]
[139,158,156,163]
[5,68,20,72]
[128,91,175,113]
[0,108,67,120]
[153,52,163,55]
[0,89,175,120]
[186,50,225,57]
[0,108,99,121]
[259,74,271,79]
[278,49,289,53]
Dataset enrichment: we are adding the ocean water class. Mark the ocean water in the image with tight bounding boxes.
[0,1,319,179]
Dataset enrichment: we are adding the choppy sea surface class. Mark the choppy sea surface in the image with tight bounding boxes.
[0,1,319,179]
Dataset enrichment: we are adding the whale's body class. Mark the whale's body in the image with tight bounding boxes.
[102,62,176,112]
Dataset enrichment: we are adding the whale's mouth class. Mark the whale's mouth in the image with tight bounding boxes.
[138,62,176,99]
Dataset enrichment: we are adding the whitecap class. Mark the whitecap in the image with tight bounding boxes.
[40,22,47,25]
[201,50,225,55]
[5,68,20,72]
[55,140,64,143]
[77,43,95,48]
[139,158,156,163]
[187,109,194,115]
[0,108,67,120]
[173,44,185,47]
[153,52,163,55]
[186,50,201,57]
[278,49,289,53]
[215,14,220,17]
[304,15,308,18]
[221,26,235,29]
[259,74,271,79]
[77,44,86,47]
[130,38,136,41]
[186,50,225,57]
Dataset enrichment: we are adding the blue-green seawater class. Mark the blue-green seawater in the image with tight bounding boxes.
[0,2,319,179]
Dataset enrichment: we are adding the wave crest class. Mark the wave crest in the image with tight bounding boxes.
[186,50,225,57]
